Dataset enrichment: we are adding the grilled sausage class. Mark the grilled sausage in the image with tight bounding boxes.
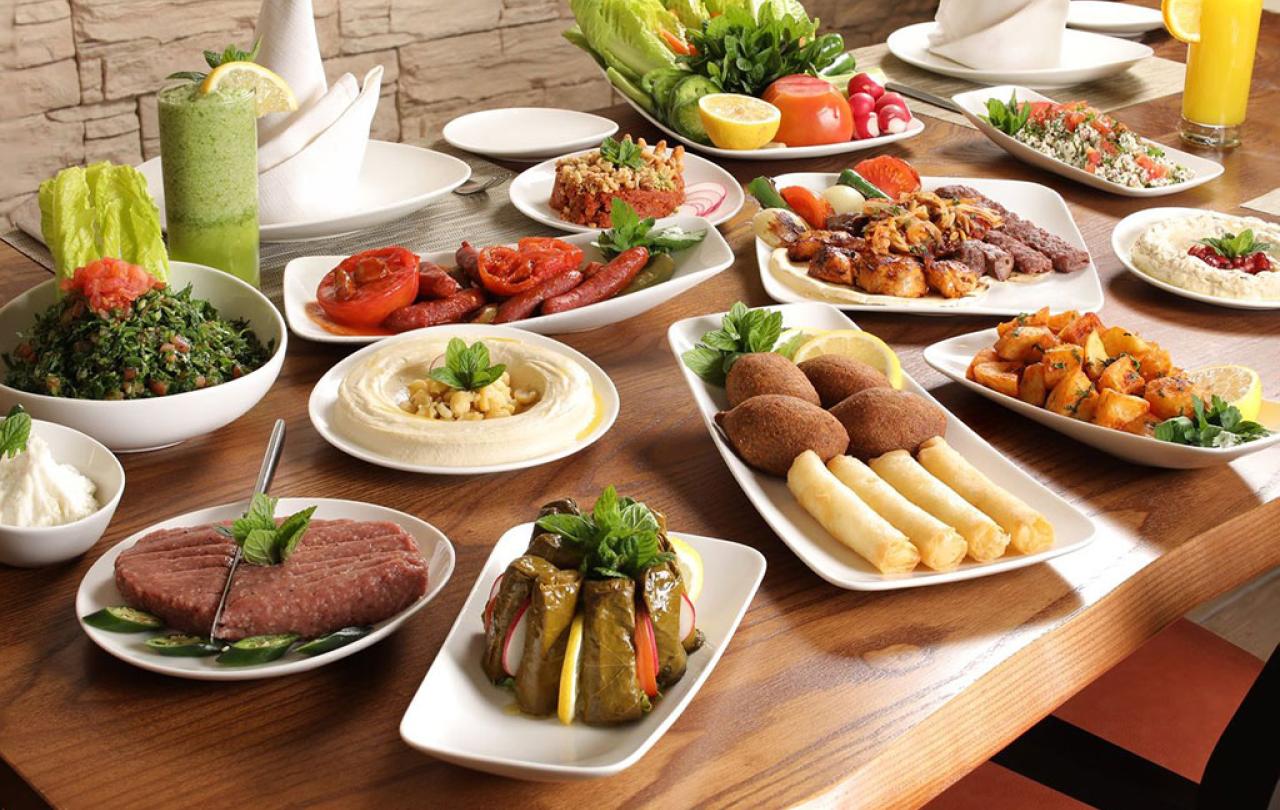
[418,261,463,299]
[455,242,481,284]
[494,270,584,323]
[383,288,487,332]
[936,184,1089,273]
[541,247,649,314]
[984,230,1052,275]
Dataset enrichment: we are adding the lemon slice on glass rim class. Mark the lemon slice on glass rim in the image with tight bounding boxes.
[201,61,298,116]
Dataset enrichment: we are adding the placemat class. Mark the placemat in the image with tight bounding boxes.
[852,43,1187,128]
[1242,188,1280,217]
[0,142,558,306]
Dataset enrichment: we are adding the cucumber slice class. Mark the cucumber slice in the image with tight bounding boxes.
[295,626,373,657]
[83,606,163,633]
[216,633,299,666]
[606,67,657,116]
[668,75,719,113]
[645,68,688,116]
[671,100,710,144]
[145,634,221,657]
[837,169,889,200]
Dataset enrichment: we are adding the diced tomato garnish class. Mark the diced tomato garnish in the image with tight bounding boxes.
[779,186,834,229]
[1084,148,1101,174]
[853,155,922,200]
[1135,154,1168,179]
[60,257,164,316]
[316,246,420,328]
[1028,102,1054,124]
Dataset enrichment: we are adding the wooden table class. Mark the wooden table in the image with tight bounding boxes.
[3,14,1278,809]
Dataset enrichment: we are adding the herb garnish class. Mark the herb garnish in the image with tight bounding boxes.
[599,136,645,169]
[984,91,1032,136]
[595,198,706,259]
[681,302,806,385]
[536,486,673,580]
[1153,395,1271,448]
[429,338,506,392]
[216,493,317,566]
[167,39,261,83]
[1196,230,1273,260]
[0,404,32,459]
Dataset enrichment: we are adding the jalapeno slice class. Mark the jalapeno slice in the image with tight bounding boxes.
[295,626,373,657]
[144,634,221,657]
[215,633,300,666]
[83,606,163,633]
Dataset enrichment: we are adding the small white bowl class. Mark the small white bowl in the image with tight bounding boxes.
[0,419,125,567]
[0,262,286,452]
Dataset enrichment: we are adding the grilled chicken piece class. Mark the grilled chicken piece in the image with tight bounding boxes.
[923,258,981,299]
[786,230,863,262]
[854,254,927,298]
[807,245,856,285]
[825,213,869,233]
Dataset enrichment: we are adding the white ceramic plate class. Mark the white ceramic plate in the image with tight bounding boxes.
[668,302,1096,590]
[308,324,620,474]
[282,215,735,344]
[75,497,455,681]
[924,328,1280,468]
[137,141,471,242]
[1067,1,1165,36]
[443,108,620,162]
[399,521,765,780]
[1111,207,1280,310]
[509,146,744,234]
[756,173,1105,316]
[952,85,1223,198]
[0,262,286,453]
[887,22,1152,88]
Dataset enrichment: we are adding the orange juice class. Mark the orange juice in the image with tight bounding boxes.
[1180,0,1263,146]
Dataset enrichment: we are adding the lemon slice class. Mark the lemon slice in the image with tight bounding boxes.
[698,94,781,151]
[201,61,298,116]
[790,329,904,389]
[1186,365,1262,421]
[557,614,585,725]
[668,534,704,603]
[1162,0,1201,43]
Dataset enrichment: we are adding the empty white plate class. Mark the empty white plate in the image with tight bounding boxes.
[887,22,1153,88]
[76,497,455,681]
[668,302,1097,590]
[1067,1,1166,36]
[756,173,1104,316]
[443,108,619,162]
[399,521,766,780]
[952,85,1223,197]
[137,141,471,242]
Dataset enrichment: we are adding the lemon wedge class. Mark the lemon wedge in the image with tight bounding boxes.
[668,534,704,603]
[557,614,585,725]
[1162,0,1201,43]
[790,329,904,389]
[1186,364,1262,421]
[698,94,781,151]
[201,61,298,116]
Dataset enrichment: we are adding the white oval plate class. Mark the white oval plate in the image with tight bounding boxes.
[75,497,455,681]
[443,108,620,162]
[756,173,1104,316]
[1111,207,1280,311]
[887,22,1152,88]
[1067,1,1165,36]
[668,302,1097,591]
[308,324,620,474]
[951,85,1223,198]
[923,328,1280,468]
[137,141,471,243]
[400,521,765,780]
[282,216,734,344]
[509,146,744,234]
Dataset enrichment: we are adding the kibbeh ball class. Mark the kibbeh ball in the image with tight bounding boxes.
[797,355,892,407]
[725,352,821,408]
[715,394,848,476]
[829,388,946,460]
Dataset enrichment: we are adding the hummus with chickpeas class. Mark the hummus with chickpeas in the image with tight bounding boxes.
[333,336,597,466]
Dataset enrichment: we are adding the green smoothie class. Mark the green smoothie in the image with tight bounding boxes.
[158,84,260,286]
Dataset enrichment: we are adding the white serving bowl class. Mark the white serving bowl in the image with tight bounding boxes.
[0,419,125,567]
[0,262,286,452]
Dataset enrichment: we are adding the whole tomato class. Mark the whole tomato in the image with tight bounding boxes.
[316,246,420,327]
[762,75,854,146]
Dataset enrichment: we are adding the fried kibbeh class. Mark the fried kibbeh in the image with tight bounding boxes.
[797,355,892,407]
[830,388,946,460]
[725,352,821,408]
[715,394,849,476]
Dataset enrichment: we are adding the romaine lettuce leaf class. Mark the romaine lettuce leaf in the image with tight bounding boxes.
[38,167,97,286]
[663,0,708,27]
[570,0,681,83]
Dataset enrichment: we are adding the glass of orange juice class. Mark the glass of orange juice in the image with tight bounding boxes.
[1166,0,1263,148]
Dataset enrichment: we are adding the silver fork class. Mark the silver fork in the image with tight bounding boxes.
[454,175,506,196]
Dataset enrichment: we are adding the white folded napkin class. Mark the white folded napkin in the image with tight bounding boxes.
[257,65,382,225]
[928,0,1070,70]
[257,72,358,173]
[255,0,328,143]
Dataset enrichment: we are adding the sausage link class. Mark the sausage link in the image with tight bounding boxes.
[455,241,480,284]
[494,270,584,323]
[541,247,649,315]
[383,288,487,332]
[418,261,463,299]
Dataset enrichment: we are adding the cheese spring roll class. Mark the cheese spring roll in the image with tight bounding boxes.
[916,437,1055,555]
[869,450,1010,562]
[827,456,967,572]
[787,451,920,574]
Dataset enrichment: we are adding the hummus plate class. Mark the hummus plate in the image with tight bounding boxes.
[308,325,619,474]
[1112,207,1280,311]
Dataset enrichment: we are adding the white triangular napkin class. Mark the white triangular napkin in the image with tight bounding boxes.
[928,0,1069,70]
[255,0,328,143]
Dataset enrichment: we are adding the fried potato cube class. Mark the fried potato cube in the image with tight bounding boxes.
[1144,375,1202,420]
[1093,389,1151,430]
[1057,312,1105,346]
[1018,362,1048,407]
[1138,344,1173,381]
[967,347,1000,381]
[1083,329,1108,380]
[1047,310,1080,332]
[1124,413,1161,437]
[996,307,1051,338]
[1042,344,1084,388]
[973,361,1022,398]
[1045,368,1096,420]
[1100,326,1150,359]
[1076,389,1100,422]
[1097,354,1145,395]
[994,325,1060,362]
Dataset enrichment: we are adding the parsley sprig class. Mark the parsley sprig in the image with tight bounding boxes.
[536,486,673,580]
[0,404,32,459]
[595,199,706,259]
[1197,230,1273,260]
[429,338,505,392]
[599,136,645,169]
[216,493,317,566]
[984,91,1032,136]
[167,39,261,83]
[1154,395,1271,448]
[681,302,806,386]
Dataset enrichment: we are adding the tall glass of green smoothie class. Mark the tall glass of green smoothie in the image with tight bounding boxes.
[157,85,260,287]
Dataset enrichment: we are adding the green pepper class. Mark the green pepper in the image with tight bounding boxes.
[82,606,163,633]
[144,634,221,657]
[746,177,791,211]
[216,633,299,666]
[295,626,373,657]
[836,169,889,200]
[621,254,677,295]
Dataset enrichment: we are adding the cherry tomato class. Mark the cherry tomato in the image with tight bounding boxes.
[853,155,921,200]
[476,237,583,297]
[780,186,834,229]
[316,246,420,328]
[762,74,854,146]
[61,257,164,315]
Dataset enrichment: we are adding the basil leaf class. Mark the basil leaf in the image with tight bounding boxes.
[0,404,32,459]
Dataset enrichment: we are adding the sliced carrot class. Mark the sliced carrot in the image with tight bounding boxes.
[779,186,834,229]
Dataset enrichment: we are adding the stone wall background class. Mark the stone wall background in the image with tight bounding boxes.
[0,0,937,232]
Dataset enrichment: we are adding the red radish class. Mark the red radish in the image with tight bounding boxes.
[848,72,884,100]
[678,593,697,643]
[875,92,911,117]
[501,599,531,677]
[848,92,879,140]
[482,574,506,633]
[878,106,911,135]
[634,610,660,698]
[676,181,728,217]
